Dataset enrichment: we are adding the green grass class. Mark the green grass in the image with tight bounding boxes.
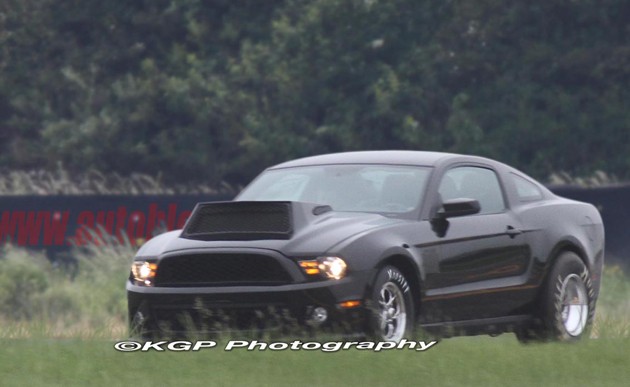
[0,241,130,338]
[0,336,628,386]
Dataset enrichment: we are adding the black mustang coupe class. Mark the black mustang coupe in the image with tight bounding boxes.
[127,151,604,342]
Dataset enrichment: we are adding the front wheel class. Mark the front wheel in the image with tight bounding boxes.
[367,266,415,342]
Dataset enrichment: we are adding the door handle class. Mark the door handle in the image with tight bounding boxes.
[506,226,522,238]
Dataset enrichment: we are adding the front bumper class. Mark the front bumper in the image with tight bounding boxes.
[127,270,372,337]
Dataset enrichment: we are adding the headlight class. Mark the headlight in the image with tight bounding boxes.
[131,261,158,286]
[299,256,347,280]
[319,256,347,280]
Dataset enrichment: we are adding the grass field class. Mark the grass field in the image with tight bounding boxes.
[0,336,628,386]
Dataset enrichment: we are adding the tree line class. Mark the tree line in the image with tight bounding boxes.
[1,0,628,186]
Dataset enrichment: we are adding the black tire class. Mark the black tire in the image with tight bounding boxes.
[367,266,415,342]
[535,252,595,342]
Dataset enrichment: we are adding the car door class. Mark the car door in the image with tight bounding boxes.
[421,165,533,322]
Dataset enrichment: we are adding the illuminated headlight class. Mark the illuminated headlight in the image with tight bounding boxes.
[131,261,158,286]
[319,256,347,279]
[299,256,347,280]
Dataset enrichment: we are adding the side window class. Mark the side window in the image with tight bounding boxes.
[438,166,505,214]
[511,173,543,202]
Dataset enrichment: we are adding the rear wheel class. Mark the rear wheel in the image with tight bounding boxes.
[519,252,594,343]
[367,266,415,342]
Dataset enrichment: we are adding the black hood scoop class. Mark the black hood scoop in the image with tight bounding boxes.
[181,201,293,241]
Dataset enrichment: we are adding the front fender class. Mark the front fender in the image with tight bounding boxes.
[136,230,182,257]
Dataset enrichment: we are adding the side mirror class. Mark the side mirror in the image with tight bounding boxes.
[436,198,481,219]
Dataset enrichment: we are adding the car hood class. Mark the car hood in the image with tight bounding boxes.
[136,201,408,258]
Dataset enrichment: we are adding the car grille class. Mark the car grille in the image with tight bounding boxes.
[154,253,293,287]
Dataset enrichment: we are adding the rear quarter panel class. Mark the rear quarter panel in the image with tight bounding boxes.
[514,197,605,298]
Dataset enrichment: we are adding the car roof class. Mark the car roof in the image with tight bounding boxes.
[269,150,493,169]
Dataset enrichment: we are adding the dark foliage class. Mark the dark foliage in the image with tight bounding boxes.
[1,0,628,185]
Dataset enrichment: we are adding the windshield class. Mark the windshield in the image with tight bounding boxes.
[237,164,431,214]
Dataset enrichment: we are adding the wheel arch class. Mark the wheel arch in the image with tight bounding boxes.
[534,240,590,306]
[372,254,423,319]
[547,240,589,273]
